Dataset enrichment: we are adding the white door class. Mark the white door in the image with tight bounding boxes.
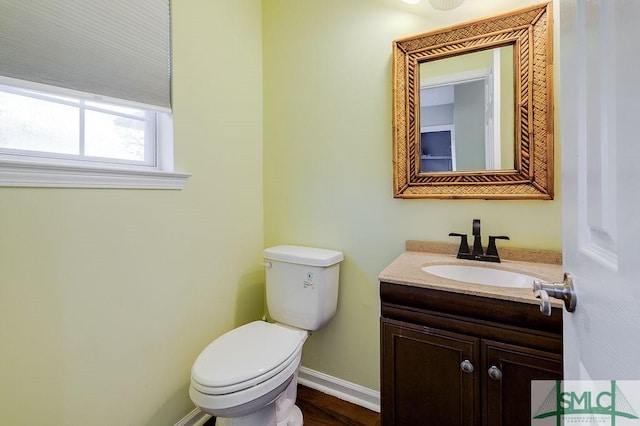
[560,0,640,380]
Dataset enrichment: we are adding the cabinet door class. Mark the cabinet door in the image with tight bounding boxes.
[381,319,479,426]
[481,340,562,426]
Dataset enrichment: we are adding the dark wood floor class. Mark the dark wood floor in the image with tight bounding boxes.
[297,384,381,426]
[203,384,380,425]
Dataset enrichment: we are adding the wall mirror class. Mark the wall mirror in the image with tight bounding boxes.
[392,2,553,199]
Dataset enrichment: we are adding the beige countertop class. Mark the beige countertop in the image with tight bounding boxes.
[379,242,564,307]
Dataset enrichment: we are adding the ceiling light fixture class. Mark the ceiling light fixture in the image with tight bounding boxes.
[402,0,421,4]
[428,0,464,10]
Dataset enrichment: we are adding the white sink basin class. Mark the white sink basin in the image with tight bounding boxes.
[421,264,538,288]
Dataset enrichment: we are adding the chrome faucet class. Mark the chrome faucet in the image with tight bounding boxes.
[449,219,509,263]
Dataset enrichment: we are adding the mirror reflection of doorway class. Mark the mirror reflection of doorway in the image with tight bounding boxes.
[419,46,512,172]
[420,79,486,172]
[420,125,455,172]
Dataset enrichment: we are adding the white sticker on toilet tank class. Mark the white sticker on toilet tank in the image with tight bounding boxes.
[303,272,315,289]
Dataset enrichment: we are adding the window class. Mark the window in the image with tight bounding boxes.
[0,0,189,189]
[0,84,157,165]
[0,81,188,190]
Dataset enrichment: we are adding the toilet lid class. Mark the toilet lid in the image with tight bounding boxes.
[191,321,307,389]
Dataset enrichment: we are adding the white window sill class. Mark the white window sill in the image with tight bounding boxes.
[0,158,191,189]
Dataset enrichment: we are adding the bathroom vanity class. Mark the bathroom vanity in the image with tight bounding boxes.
[379,242,563,425]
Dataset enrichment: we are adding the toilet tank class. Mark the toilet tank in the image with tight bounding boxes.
[263,245,343,331]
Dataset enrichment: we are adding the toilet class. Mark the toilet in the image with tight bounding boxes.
[189,245,344,426]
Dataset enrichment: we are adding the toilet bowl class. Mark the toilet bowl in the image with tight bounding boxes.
[189,245,343,426]
[189,321,308,423]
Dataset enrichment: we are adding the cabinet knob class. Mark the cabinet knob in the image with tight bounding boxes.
[460,359,474,374]
[488,365,502,381]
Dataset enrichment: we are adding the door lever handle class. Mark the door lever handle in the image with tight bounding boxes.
[534,287,552,316]
[532,272,577,315]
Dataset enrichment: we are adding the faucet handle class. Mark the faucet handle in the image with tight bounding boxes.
[449,232,472,258]
[485,235,510,259]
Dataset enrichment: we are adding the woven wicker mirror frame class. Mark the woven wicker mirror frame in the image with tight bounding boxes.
[392,2,553,199]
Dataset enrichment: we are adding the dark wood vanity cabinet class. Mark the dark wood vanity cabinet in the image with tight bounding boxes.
[382,320,479,425]
[380,282,563,426]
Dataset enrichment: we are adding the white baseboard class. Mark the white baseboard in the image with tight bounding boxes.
[174,407,212,426]
[297,366,380,413]
[175,367,380,426]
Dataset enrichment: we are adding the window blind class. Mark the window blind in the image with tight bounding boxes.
[0,0,171,111]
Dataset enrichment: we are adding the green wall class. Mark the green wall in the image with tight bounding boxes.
[0,1,264,424]
[263,0,559,392]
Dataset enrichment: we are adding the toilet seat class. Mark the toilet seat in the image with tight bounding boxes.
[191,321,308,395]
[189,350,301,418]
